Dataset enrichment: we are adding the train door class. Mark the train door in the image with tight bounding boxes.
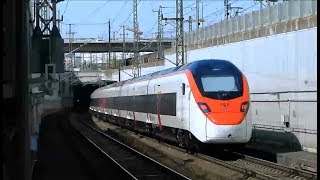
[123,83,133,125]
[180,82,190,130]
[151,83,162,132]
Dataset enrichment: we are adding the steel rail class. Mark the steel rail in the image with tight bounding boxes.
[77,119,191,180]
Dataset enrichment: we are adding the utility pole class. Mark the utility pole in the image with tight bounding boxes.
[196,0,200,30]
[185,16,193,32]
[162,0,184,66]
[201,1,204,28]
[112,31,117,66]
[154,6,164,61]
[120,26,128,64]
[133,0,140,76]
[119,26,128,82]
[108,20,111,68]
[66,24,76,71]
[176,0,184,66]
[224,0,230,20]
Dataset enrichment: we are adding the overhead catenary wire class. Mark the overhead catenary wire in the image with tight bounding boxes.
[87,0,110,17]
[143,23,157,38]
[239,2,259,13]
[111,0,129,25]
[162,2,196,15]
[62,22,108,25]
[62,0,70,16]
[120,0,141,28]
[203,0,239,18]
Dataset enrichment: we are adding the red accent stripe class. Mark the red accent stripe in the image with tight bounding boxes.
[157,94,163,131]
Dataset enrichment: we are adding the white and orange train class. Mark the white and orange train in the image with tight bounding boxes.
[89,59,252,149]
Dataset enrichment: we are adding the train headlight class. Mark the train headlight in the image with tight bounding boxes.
[197,102,211,114]
[240,101,249,112]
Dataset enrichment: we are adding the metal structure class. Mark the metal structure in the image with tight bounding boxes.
[185,16,193,32]
[108,20,111,68]
[224,0,230,20]
[176,0,184,66]
[133,0,140,76]
[32,0,65,74]
[157,6,164,61]
[36,0,63,34]
[66,24,76,71]
[112,32,117,67]
[196,0,200,30]
[121,26,128,64]
[120,25,128,81]
[162,0,185,66]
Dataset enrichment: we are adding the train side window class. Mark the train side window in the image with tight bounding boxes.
[182,83,185,95]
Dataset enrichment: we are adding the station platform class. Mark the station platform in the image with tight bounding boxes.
[32,112,93,180]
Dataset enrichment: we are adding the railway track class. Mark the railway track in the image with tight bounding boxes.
[87,115,317,180]
[71,118,191,180]
[163,140,317,180]
[196,150,317,180]
[90,115,317,180]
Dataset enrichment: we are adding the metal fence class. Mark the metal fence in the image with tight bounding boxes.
[184,0,317,45]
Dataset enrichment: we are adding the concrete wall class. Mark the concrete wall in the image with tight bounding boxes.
[182,0,317,50]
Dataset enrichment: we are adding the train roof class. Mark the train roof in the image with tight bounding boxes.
[96,59,230,90]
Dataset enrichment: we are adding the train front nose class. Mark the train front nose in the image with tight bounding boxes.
[205,115,250,143]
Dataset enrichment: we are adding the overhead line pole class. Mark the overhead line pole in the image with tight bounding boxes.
[224,0,230,20]
[108,20,111,68]
[112,31,117,66]
[66,24,76,71]
[196,0,200,29]
[133,0,140,77]
[154,6,164,61]
[176,0,184,66]
[185,16,193,32]
[119,26,128,82]
[162,0,184,66]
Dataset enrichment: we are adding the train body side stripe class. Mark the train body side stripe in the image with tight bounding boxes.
[91,93,177,116]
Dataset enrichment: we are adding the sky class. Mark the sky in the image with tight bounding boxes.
[56,0,267,40]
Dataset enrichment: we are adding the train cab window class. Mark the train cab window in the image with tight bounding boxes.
[201,76,238,92]
[189,60,243,100]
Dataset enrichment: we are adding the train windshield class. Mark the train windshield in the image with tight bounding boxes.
[190,60,243,100]
[201,76,238,92]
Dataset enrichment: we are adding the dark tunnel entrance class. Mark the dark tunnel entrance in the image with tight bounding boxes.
[72,84,100,112]
[72,80,117,112]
